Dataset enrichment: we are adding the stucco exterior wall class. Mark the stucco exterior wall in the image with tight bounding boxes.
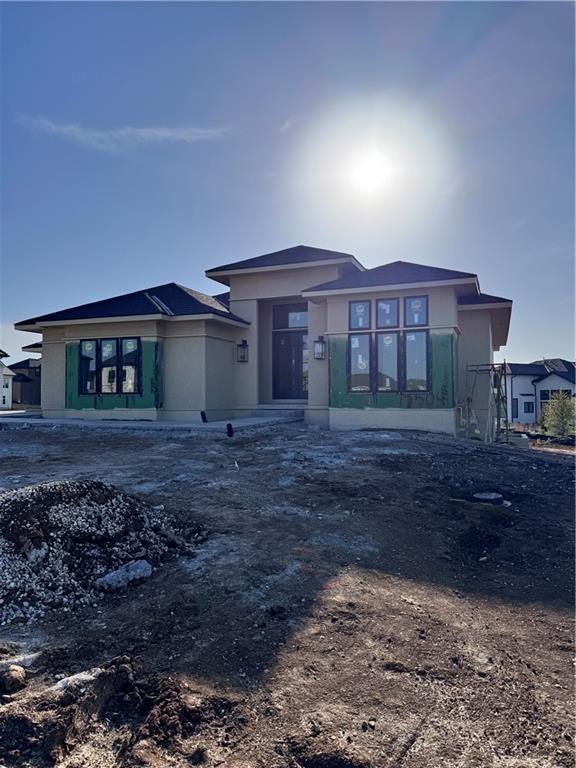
[228,299,259,409]
[40,328,66,415]
[457,310,494,437]
[226,264,344,301]
[306,300,329,425]
[329,407,457,433]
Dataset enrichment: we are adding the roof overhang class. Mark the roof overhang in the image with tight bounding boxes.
[206,256,365,286]
[302,277,479,298]
[15,312,250,333]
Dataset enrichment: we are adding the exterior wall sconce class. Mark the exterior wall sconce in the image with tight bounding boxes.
[237,339,249,363]
[313,335,326,360]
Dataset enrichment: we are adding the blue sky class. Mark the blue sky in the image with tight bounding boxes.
[1,1,573,363]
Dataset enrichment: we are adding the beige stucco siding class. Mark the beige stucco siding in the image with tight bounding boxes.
[228,299,259,408]
[307,300,329,421]
[226,265,344,301]
[457,309,494,437]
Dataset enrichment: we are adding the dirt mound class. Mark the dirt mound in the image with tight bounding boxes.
[0,481,191,626]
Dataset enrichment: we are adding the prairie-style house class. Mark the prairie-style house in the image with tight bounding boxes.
[15,245,512,438]
[505,359,575,425]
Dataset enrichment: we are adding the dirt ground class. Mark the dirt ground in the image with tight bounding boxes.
[0,422,573,768]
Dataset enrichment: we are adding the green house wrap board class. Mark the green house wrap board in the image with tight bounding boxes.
[329,332,457,409]
[65,340,163,410]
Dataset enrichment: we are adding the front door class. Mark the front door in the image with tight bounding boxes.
[273,331,308,399]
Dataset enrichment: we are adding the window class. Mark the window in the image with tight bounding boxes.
[561,389,573,397]
[405,331,428,391]
[404,296,428,327]
[376,299,399,328]
[79,340,97,394]
[2,378,8,389]
[79,338,141,395]
[100,339,118,394]
[512,398,518,419]
[121,338,139,394]
[349,335,371,391]
[34,368,40,377]
[273,303,308,329]
[523,401,534,414]
[540,389,550,402]
[377,333,398,391]
[349,301,371,330]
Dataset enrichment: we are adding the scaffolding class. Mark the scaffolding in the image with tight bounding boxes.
[462,361,509,443]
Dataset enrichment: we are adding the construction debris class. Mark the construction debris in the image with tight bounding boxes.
[0,480,187,625]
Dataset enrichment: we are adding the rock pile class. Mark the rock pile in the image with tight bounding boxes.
[0,480,185,625]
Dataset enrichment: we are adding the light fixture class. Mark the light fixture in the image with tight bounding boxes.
[237,339,249,363]
[313,335,326,360]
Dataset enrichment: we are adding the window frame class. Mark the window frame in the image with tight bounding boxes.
[523,400,534,414]
[79,339,98,395]
[404,295,428,327]
[272,303,309,330]
[375,298,399,329]
[347,332,372,393]
[78,337,142,396]
[349,300,372,331]
[376,331,400,392]
[346,330,431,395]
[403,329,431,393]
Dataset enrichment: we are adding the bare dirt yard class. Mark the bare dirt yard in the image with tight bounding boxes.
[0,422,573,768]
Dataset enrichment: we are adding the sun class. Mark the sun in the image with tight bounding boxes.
[344,148,401,199]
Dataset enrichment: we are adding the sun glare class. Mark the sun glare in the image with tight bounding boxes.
[344,148,401,199]
[292,97,454,237]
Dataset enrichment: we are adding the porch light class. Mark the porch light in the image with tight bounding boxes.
[313,335,326,360]
[237,339,249,363]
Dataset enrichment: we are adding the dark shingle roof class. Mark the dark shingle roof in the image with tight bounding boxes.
[212,291,230,307]
[9,358,40,370]
[0,349,8,359]
[303,261,477,293]
[458,292,512,306]
[506,360,575,383]
[16,283,249,328]
[207,245,358,274]
[507,363,548,376]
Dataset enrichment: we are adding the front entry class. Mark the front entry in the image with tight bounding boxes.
[273,331,309,399]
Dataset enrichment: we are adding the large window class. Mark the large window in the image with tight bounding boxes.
[404,296,428,327]
[79,340,97,394]
[349,335,371,391]
[79,338,141,395]
[349,301,371,330]
[100,339,118,394]
[273,303,308,329]
[405,331,428,391]
[376,299,399,328]
[377,333,398,391]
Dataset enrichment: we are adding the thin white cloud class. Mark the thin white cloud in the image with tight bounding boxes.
[18,114,229,153]
[280,118,296,134]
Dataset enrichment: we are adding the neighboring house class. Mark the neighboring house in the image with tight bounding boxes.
[9,358,42,406]
[0,361,15,409]
[505,359,575,425]
[14,245,512,438]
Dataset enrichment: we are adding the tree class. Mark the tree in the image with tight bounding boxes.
[542,392,575,437]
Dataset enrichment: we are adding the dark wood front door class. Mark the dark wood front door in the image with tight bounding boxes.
[273,331,308,399]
